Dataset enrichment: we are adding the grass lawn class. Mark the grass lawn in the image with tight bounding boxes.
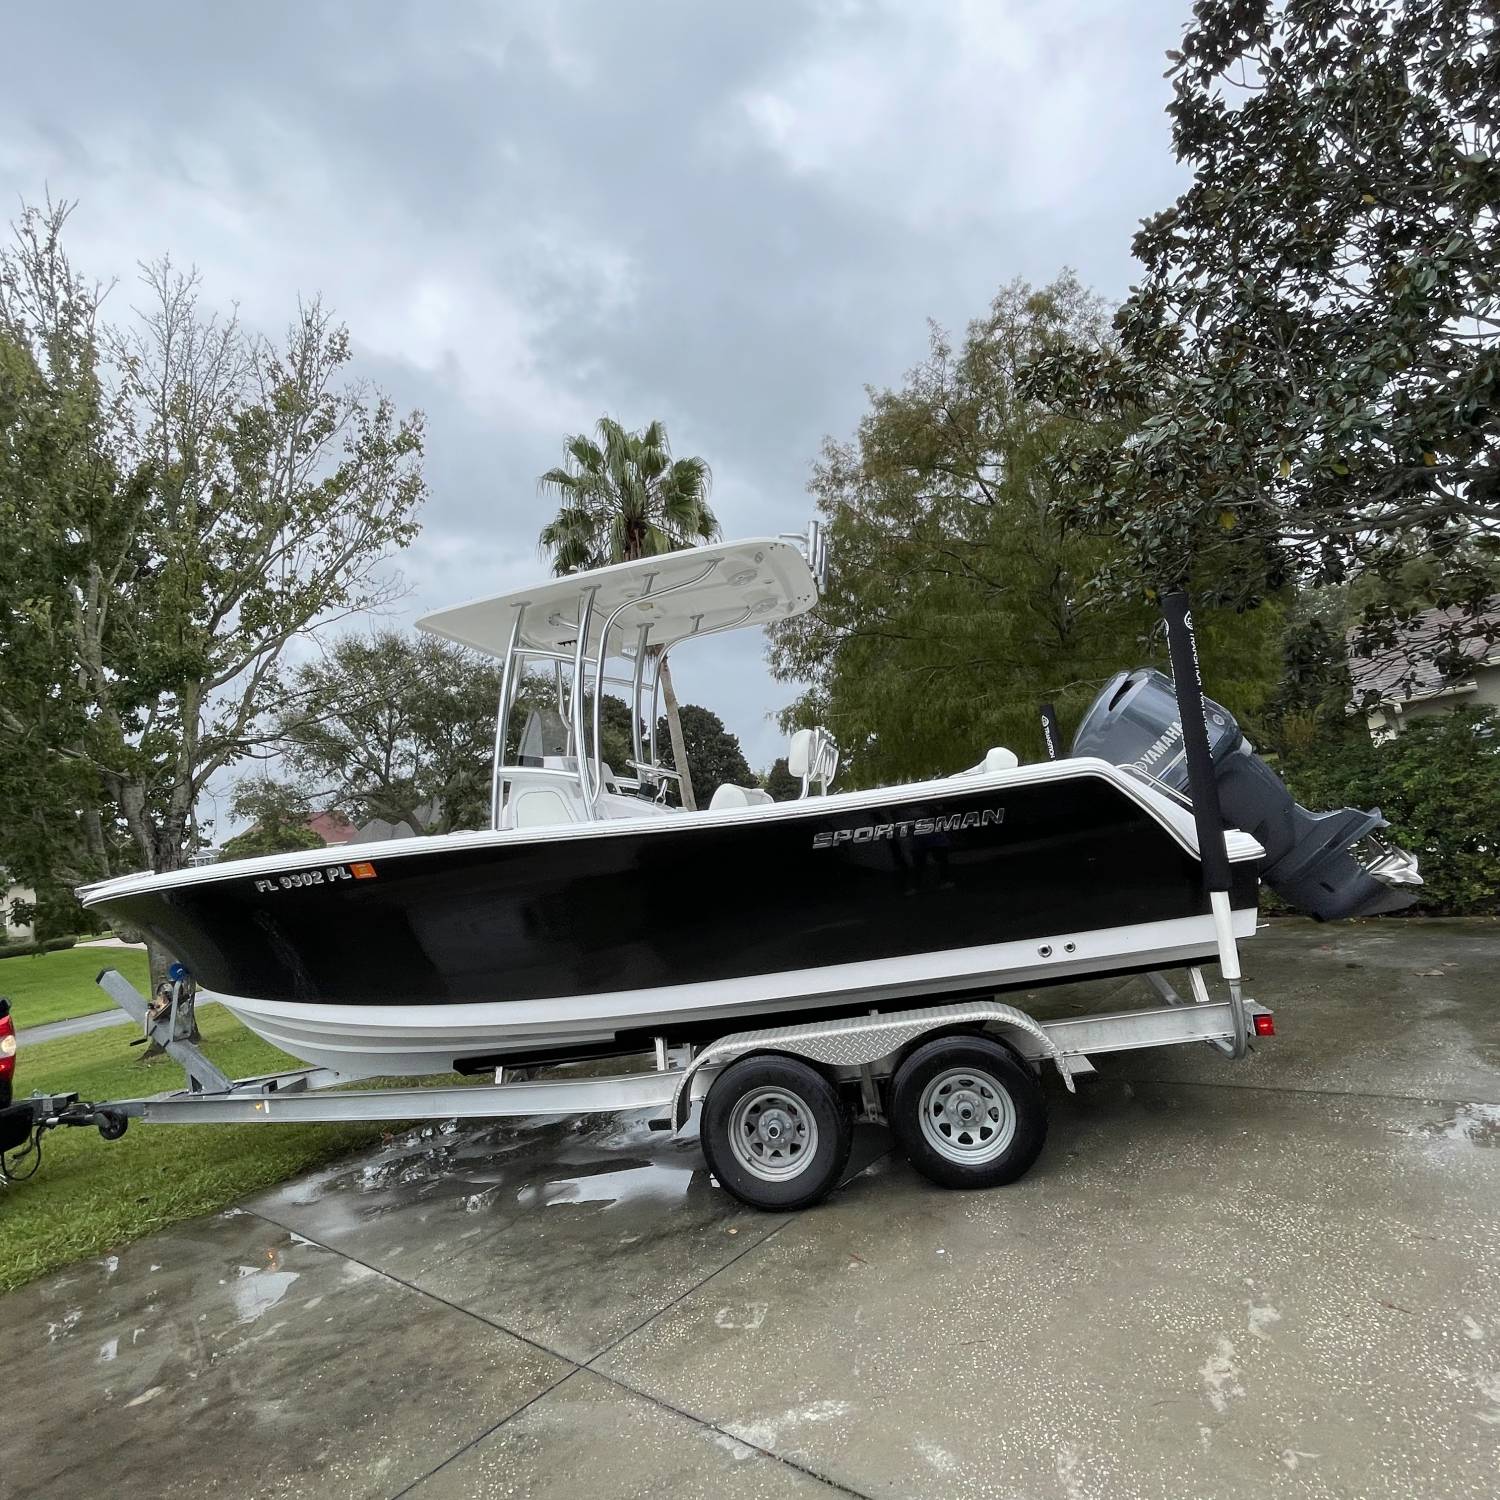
[0,1008,437,1294]
[0,946,151,1030]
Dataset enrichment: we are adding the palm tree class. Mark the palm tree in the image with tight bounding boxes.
[538,417,719,809]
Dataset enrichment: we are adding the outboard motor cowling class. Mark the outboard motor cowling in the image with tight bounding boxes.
[1071,669,1422,921]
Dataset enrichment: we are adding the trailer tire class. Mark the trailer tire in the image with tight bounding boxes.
[889,1034,1046,1191]
[701,1055,852,1211]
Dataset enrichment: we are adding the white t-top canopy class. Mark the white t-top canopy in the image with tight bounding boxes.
[416,536,819,658]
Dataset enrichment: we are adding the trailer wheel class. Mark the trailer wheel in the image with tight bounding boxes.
[701,1055,852,1211]
[889,1034,1046,1191]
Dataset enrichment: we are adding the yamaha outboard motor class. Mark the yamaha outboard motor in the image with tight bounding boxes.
[1072,669,1422,920]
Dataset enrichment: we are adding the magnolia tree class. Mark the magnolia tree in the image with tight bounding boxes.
[1020,0,1499,692]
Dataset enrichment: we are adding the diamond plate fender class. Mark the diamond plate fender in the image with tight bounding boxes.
[669,999,1074,1131]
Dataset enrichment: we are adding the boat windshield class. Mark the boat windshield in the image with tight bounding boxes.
[516,707,568,767]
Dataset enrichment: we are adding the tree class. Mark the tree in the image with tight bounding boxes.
[219,778,325,861]
[538,416,718,809]
[656,703,754,802]
[762,757,802,801]
[769,275,1283,787]
[1021,1,1500,687]
[592,692,640,780]
[0,308,122,925]
[0,200,426,989]
[279,629,647,831]
[280,631,499,834]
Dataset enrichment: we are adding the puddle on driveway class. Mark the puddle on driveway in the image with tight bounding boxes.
[239,1108,727,1290]
[1423,1101,1500,1148]
[518,1158,697,1210]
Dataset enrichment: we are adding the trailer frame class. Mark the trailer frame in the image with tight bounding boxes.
[14,964,1269,1161]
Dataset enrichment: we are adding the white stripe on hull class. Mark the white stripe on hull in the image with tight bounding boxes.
[217,909,1257,1078]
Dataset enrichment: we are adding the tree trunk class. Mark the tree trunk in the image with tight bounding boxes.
[146,938,175,998]
[658,657,698,811]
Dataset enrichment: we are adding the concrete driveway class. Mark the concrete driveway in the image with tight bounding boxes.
[5,920,1498,1498]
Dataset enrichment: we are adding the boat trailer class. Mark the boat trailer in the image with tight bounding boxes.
[4,962,1273,1209]
[1,592,1275,1209]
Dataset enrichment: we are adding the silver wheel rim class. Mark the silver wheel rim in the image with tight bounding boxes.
[727,1087,820,1182]
[917,1066,1016,1165]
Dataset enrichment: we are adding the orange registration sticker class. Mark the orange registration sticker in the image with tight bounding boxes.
[350,862,378,880]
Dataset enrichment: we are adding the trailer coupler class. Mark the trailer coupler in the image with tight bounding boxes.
[0,1092,129,1182]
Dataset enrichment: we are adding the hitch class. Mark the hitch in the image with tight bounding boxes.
[0,1091,127,1182]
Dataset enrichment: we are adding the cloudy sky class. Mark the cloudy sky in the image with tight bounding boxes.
[2,0,1191,814]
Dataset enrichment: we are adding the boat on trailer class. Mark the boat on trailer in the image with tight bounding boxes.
[78,526,1416,1084]
[18,527,1420,1209]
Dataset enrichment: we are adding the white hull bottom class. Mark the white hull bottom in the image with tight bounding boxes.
[217,909,1258,1079]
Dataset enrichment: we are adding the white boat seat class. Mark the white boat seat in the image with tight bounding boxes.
[709,783,774,811]
[512,787,578,828]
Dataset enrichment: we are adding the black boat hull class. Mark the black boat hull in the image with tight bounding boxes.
[83,764,1260,1076]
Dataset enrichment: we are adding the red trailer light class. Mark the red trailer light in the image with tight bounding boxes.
[1252,1013,1275,1037]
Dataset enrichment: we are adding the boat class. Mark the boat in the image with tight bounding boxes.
[78,527,1419,1079]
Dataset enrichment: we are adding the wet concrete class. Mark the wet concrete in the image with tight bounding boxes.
[5,1210,568,1496]
[3,920,1498,1497]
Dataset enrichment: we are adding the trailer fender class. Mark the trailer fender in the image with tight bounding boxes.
[669,1000,1075,1132]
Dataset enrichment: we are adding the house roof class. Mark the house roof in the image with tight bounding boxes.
[307,810,358,845]
[1348,602,1500,707]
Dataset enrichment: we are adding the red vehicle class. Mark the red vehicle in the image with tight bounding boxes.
[0,998,28,1152]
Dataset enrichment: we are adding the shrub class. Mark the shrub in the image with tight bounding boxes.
[0,935,78,959]
[1282,707,1500,915]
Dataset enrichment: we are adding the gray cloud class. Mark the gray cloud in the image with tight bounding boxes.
[1,0,1188,796]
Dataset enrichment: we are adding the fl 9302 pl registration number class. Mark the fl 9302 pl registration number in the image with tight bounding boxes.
[252,862,377,894]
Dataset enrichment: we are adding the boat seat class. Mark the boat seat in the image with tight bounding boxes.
[512,787,578,828]
[709,783,774,811]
